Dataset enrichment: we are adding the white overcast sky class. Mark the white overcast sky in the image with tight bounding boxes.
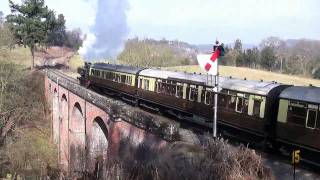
[1,0,319,44]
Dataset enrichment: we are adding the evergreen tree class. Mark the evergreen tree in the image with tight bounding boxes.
[246,47,260,68]
[6,0,64,69]
[260,46,276,70]
[233,39,243,66]
[233,39,242,53]
[236,50,245,67]
[46,13,66,46]
[0,11,4,25]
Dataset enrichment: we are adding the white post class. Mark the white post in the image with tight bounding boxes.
[57,77,61,163]
[213,61,219,138]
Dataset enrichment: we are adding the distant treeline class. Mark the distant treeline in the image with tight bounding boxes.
[221,37,320,79]
[117,38,198,67]
[118,37,320,79]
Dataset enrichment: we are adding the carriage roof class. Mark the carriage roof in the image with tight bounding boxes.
[91,63,144,74]
[279,86,320,104]
[139,68,283,96]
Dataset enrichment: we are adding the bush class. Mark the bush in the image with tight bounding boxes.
[313,68,320,79]
[0,63,58,178]
[0,23,15,49]
[88,137,274,180]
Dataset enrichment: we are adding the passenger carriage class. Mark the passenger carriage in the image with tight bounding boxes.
[136,68,214,123]
[277,86,320,164]
[87,63,145,103]
[136,68,289,144]
[217,78,289,143]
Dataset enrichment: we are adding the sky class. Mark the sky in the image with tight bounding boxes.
[1,0,319,45]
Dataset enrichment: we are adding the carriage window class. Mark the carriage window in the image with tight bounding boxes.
[206,91,213,105]
[110,72,115,80]
[306,109,317,129]
[209,92,214,105]
[113,74,116,81]
[218,94,228,108]
[227,95,236,111]
[144,79,149,90]
[166,84,171,95]
[236,97,244,113]
[96,70,100,77]
[126,76,132,85]
[113,74,117,81]
[201,89,213,105]
[121,75,126,83]
[253,100,261,117]
[287,101,307,126]
[188,86,198,101]
[201,90,206,103]
[156,81,162,93]
[165,84,170,94]
[170,84,176,96]
[176,85,183,98]
[138,78,142,88]
[243,99,249,113]
[218,90,228,108]
[161,80,167,94]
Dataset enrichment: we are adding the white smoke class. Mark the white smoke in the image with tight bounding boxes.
[79,0,129,61]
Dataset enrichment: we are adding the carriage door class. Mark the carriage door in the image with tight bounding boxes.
[306,104,318,129]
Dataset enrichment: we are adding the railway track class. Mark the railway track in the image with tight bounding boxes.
[46,69,79,84]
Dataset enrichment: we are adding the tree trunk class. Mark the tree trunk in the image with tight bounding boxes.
[31,47,35,70]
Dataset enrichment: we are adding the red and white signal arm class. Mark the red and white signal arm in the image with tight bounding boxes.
[197,54,218,75]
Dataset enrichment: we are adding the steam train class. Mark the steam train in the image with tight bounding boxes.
[78,62,320,166]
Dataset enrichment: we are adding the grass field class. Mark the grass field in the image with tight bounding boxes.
[0,47,31,67]
[165,65,320,87]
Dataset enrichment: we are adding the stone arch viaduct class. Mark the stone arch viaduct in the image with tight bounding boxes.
[45,70,179,175]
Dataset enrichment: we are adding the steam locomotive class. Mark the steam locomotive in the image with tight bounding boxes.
[78,62,320,166]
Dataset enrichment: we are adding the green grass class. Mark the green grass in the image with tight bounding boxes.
[0,47,32,67]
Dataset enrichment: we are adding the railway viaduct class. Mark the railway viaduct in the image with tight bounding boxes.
[44,70,179,175]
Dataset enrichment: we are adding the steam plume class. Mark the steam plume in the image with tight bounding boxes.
[79,0,129,61]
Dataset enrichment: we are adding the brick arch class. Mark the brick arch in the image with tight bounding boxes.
[86,116,109,173]
[69,102,86,173]
[59,94,69,169]
[71,102,84,131]
[90,116,109,157]
[52,88,59,144]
